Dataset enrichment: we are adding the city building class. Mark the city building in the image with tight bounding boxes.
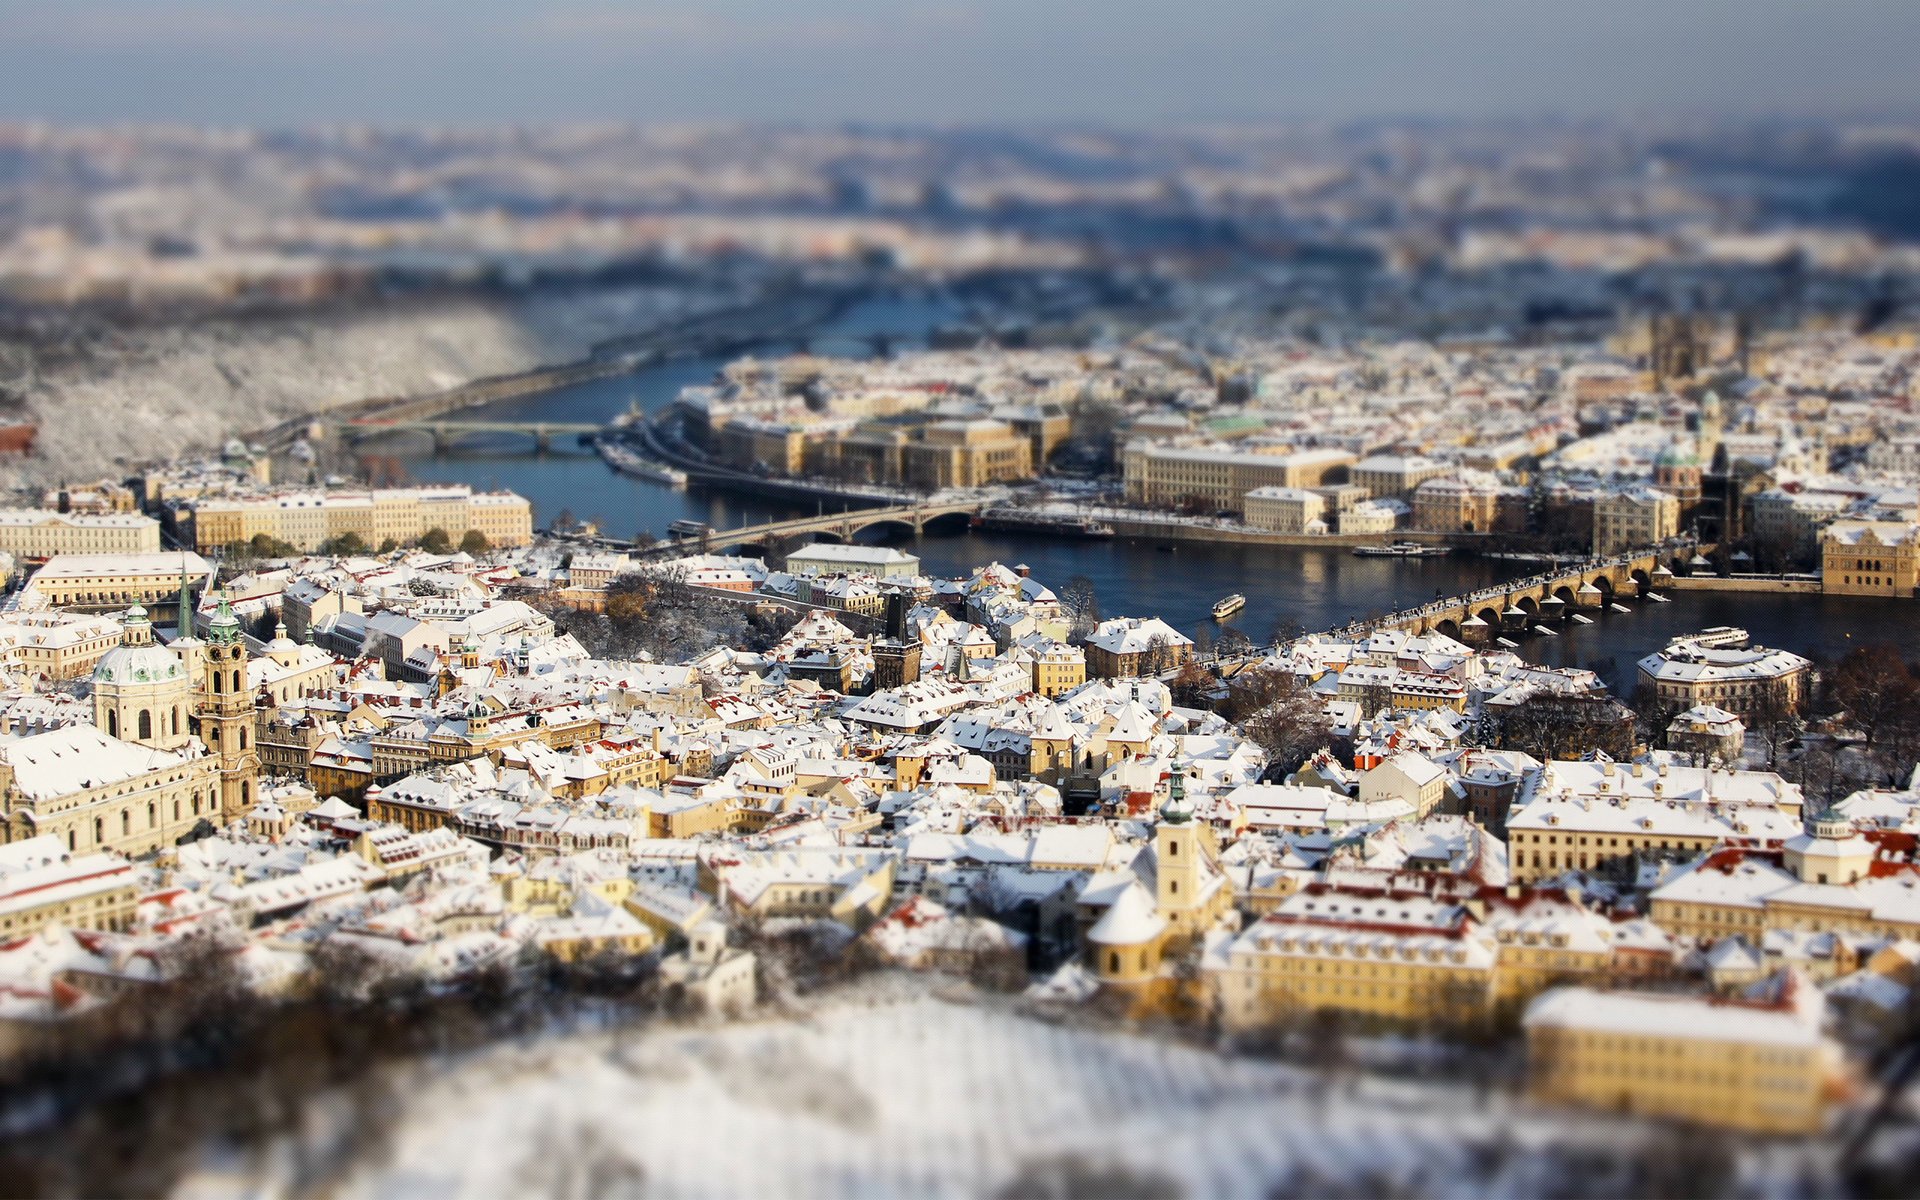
[1123,443,1355,513]
[1592,487,1680,555]
[784,544,921,579]
[1822,520,1919,598]
[1083,617,1194,680]
[1523,978,1838,1135]
[1351,456,1452,503]
[0,836,138,939]
[1243,487,1328,535]
[190,486,533,552]
[21,553,209,610]
[0,510,160,560]
[1636,638,1812,718]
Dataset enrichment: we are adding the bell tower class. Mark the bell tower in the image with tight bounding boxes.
[199,595,261,820]
[1154,758,1204,916]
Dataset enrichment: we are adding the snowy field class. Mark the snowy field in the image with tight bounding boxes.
[253,986,1836,1200]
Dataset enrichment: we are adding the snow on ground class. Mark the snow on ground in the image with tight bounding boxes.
[304,987,1825,1200]
[3,283,731,485]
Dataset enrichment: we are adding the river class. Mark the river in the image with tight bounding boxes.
[382,292,1920,690]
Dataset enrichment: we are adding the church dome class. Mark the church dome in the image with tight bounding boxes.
[92,605,186,686]
[93,642,186,685]
[1655,439,1701,469]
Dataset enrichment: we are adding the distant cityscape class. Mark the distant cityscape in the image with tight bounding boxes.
[0,117,1917,1195]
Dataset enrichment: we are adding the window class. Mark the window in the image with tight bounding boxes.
[138,710,153,741]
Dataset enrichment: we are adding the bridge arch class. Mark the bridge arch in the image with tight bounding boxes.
[1552,584,1578,607]
[918,509,975,534]
[1590,574,1615,598]
[1434,618,1462,640]
[1514,594,1541,616]
[848,514,921,539]
[1475,606,1502,628]
[1630,568,1652,592]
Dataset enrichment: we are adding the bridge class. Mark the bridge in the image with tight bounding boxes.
[1333,546,1700,642]
[638,500,985,557]
[345,419,604,453]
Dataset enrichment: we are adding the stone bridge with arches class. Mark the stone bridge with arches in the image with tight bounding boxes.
[1339,546,1702,643]
[640,500,985,557]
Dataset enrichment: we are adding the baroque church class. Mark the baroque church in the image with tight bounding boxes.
[0,588,261,856]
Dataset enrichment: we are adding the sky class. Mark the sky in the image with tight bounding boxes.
[1,0,1916,128]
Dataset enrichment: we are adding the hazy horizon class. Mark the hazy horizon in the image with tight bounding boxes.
[2,0,1917,128]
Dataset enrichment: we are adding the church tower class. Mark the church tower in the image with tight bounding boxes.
[199,595,261,820]
[1153,759,1204,916]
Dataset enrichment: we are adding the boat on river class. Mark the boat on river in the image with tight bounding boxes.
[1353,541,1451,558]
[1211,593,1247,620]
[973,508,1115,539]
[600,439,688,488]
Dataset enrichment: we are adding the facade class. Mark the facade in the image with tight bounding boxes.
[1822,520,1919,598]
[1636,638,1812,718]
[23,553,210,609]
[0,611,125,680]
[1411,473,1524,535]
[784,544,920,578]
[1591,487,1680,555]
[1242,486,1328,534]
[1123,442,1355,513]
[0,836,139,939]
[1083,617,1194,680]
[191,486,533,552]
[0,510,160,560]
[1351,455,1451,503]
[1523,981,1837,1135]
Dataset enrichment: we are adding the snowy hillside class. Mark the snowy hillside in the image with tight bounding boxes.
[0,284,730,486]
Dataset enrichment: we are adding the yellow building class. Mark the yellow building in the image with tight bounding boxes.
[191,486,533,552]
[1123,442,1354,513]
[903,419,1033,490]
[0,724,224,856]
[0,611,125,680]
[22,552,210,610]
[1523,980,1839,1135]
[1592,487,1681,555]
[0,510,160,560]
[1030,642,1086,698]
[1822,520,1919,598]
[0,836,139,938]
[1211,891,1496,1031]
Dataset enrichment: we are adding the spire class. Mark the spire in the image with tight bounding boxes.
[177,561,194,639]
